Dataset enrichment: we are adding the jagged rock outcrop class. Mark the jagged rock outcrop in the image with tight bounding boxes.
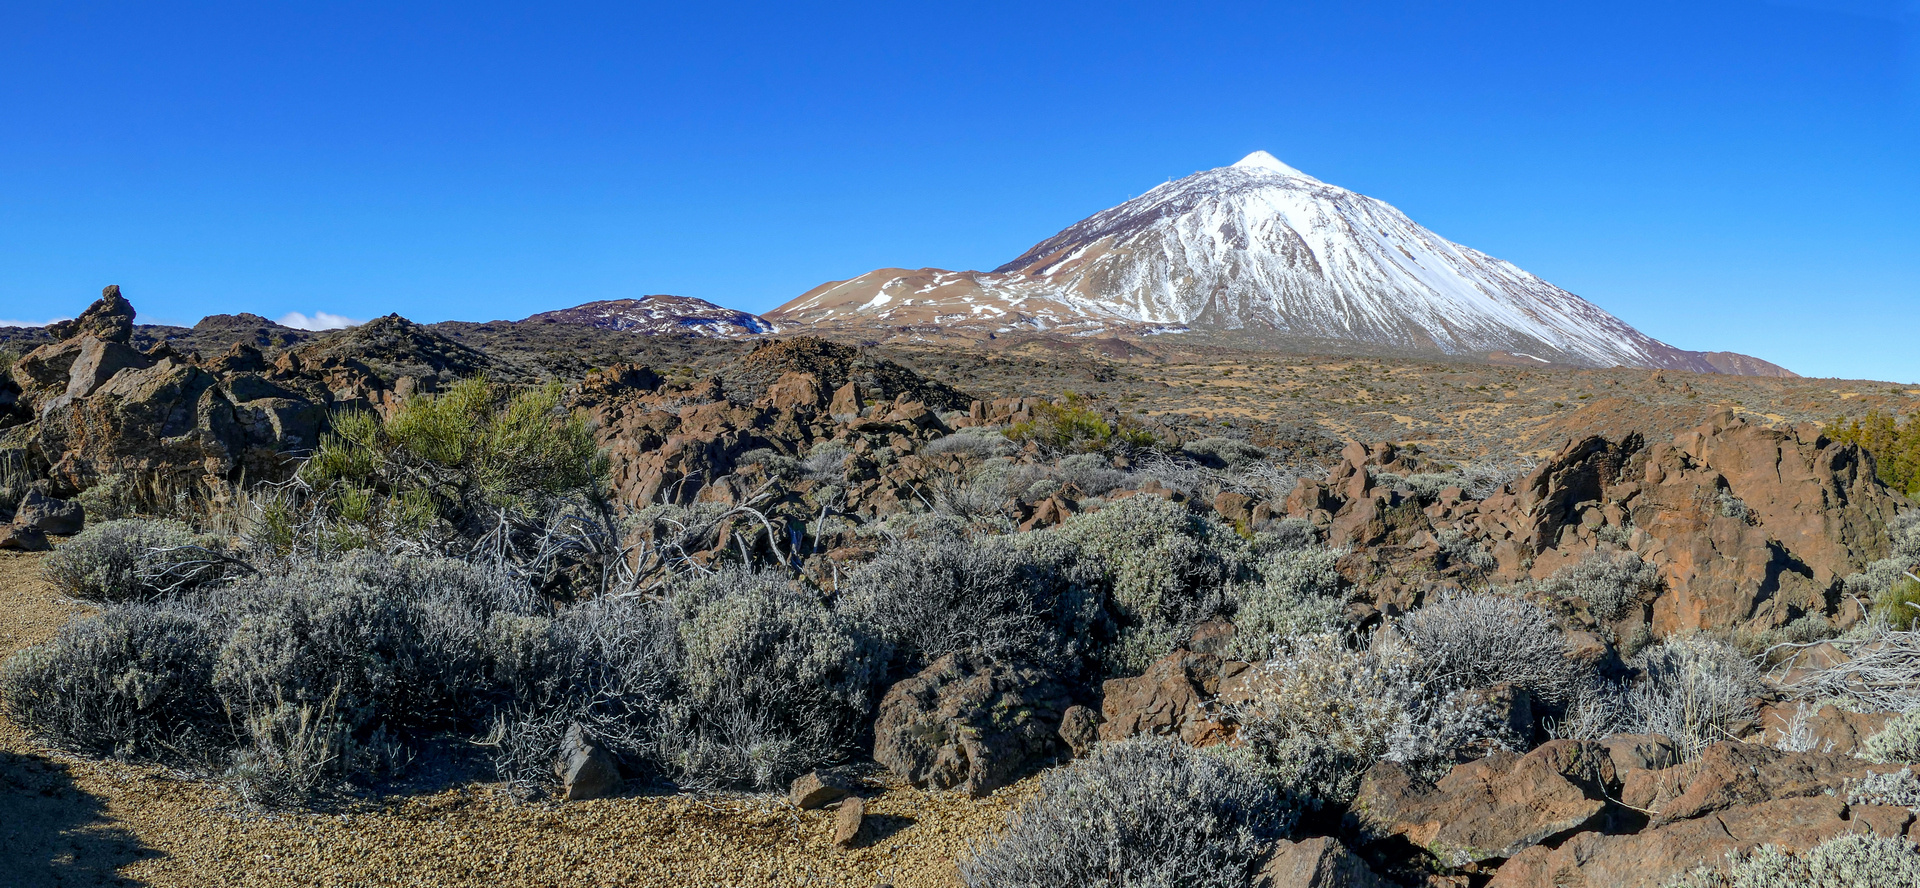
[583,348,964,518]
[1282,412,1909,640]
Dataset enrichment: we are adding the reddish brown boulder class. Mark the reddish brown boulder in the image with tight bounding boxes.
[1098,649,1249,747]
[1599,733,1678,774]
[1351,740,1615,867]
[1257,836,1387,888]
[788,769,853,810]
[1215,491,1254,525]
[1057,705,1100,758]
[829,382,862,420]
[763,371,824,410]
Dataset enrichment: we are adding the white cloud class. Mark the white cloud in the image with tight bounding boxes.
[0,317,67,328]
[277,311,362,331]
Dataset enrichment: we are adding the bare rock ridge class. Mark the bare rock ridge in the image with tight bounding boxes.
[770,151,1793,376]
[521,295,779,337]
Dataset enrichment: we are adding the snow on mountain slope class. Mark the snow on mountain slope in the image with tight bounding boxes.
[522,296,778,337]
[772,152,1792,376]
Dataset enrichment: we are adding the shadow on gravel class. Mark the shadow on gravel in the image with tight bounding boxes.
[853,812,917,848]
[0,751,157,887]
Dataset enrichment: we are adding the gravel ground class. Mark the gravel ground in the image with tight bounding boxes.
[0,549,1034,887]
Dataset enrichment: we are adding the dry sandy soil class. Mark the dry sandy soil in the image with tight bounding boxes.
[0,550,1029,888]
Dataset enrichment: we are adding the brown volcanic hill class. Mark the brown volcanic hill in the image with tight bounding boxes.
[291,313,505,385]
[523,296,778,338]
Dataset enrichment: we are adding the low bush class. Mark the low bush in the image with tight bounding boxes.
[800,440,852,479]
[1435,528,1497,573]
[1181,437,1268,468]
[1223,545,1347,661]
[1628,635,1761,758]
[1846,511,1920,608]
[1848,769,1920,809]
[1003,394,1156,454]
[958,736,1297,888]
[483,596,678,789]
[43,518,233,602]
[10,550,882,799]
[1256,518,1319,552]
[1561,635,1761,759]
[1054,452,1128,497]
[1875,576,1920,632]
[1532,551,1663,624]
[1399,592,1585,707]
[0,604,221,760]
[1037,494,1251,675]
[285,377,603,555]
[662,567,885,790]
[837,533,1084,672]
[1666,832,1920,887]
[924,426,1018,459]
[1231,632,1422,803]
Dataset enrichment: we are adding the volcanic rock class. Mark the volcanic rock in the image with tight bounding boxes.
[872,651,1073,798]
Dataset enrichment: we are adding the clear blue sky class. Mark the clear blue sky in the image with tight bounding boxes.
[2,1,1915,382]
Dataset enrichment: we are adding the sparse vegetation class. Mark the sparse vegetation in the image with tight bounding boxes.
[1530,550,1664,623]
[1864,708,1920,764]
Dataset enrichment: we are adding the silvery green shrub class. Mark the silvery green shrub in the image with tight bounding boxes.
[43,518,230,602]
[0,604,221,760]
[1399,592,1585,707]
[660,567,885,790]
[959,736,1297,888]
[837,532,1083,672]
[1036,494,1251,676]
[1224,545,1347,660]
[1865,708,1920,764]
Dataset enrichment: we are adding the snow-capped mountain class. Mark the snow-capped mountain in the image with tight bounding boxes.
[771,152,1792,375]
[522,296,778,338]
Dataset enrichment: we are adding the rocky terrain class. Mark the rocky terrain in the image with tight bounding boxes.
[3,286,1920,887]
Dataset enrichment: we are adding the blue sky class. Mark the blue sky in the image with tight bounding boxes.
[1,1,1915,382]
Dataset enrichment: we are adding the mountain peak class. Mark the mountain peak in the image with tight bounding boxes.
[1229,150,1313,180]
